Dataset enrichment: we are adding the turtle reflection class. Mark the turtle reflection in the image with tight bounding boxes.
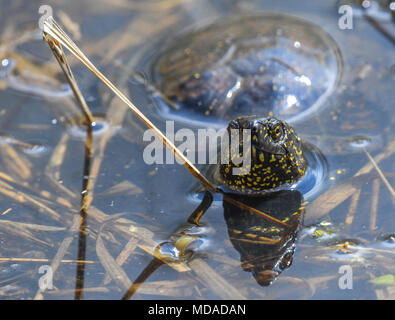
[223,190,304,286]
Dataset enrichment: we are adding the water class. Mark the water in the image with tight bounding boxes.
[0,0,394,300]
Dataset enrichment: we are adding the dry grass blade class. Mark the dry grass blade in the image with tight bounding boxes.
[33,214,81,300]
[369,179,380,231]
[189,258,246,300]
[44,287,110,296]
[45,133,78,199]
[223,194,290,228]
[0,143,32,180]
[0,177,62,221]
[363,147,395,202]
[0,219,66,232]
[345,189,361,226]
[262,276,316,299]
[114,61,179,111]
[135,279,194,297]
[0,220,52,246]
[43,33,93,124]
[42,17,215,192]
[103,236,138,285]
[0,270,36,288]
[0,134,37,149]
[96,230,132,291]
[1,208,12,215]
[356,139,395,176]
[305,173,374,224]
[306,138,395,224]
[97,180,143,197]
[0,257,95,264]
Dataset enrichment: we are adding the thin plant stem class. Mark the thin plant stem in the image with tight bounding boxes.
[43,33,93,124]
[42,17,215,193]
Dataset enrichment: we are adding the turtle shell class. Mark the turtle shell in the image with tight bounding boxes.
[151,13,342,125]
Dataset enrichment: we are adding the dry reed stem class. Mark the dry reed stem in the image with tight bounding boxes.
[0,176,61,221]
[1,208,12,215]
[0,220,52,246]
[44,133,78,199]
[188,258,246,300]
[0,143,32,180]
[43,33,93,124]
[102,236,139,285]
[0,219,65,232]
[369,179,380,231]
[363,147,395,202]
[0,258,95,264]
[96,230,132,291]
[44,287,110,296]
[345,189,361,225]
[307,139,395,223]
[223,194,290,228]
[135,279,194,297]
[34,213,81,300]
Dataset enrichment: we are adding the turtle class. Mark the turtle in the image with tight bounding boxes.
[150,13,342,125]
[216,115,307,195]
[180,115,311,286]
[198,114,309,287]
[184,113,327,205]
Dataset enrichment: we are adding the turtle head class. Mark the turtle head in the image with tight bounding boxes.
[219,116,307,194]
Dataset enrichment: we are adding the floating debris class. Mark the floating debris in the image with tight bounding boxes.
[369,274,395,287]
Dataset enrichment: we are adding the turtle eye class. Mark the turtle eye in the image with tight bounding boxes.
[271,125,283,141]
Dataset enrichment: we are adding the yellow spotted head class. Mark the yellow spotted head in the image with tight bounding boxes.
[219,116,307,195]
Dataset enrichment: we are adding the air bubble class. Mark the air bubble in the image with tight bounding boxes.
[65,114,113,139]
[22,143,48,156]
[0,58,15,77]
[347,135,372,149]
